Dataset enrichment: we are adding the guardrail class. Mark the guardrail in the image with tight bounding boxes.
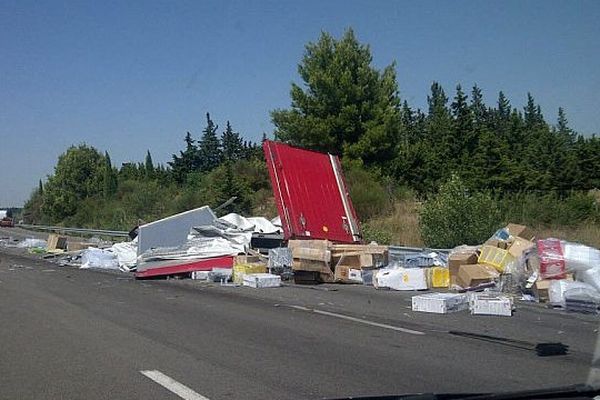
[17,224,129,238]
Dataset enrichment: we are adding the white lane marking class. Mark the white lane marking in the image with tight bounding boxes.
[289,305,425,335]
[140,370,210,400]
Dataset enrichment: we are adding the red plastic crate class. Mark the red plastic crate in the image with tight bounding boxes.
[537,239,566,279]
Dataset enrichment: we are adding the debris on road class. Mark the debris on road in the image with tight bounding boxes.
[6,140,600,316]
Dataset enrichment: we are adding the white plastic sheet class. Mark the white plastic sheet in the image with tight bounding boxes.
[80,248,120,270]
[563,243,600,272]
[578,267,600,293]
[218,213,281,234]
[548,280,599,307]
[111,241,138,271]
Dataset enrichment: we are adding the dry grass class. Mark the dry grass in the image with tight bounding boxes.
[364,198,600,248]
[364,199,424,246]
[533,224,600,248]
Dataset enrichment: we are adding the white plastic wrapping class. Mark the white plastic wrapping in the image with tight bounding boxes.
[563,243,600,272]
[548,280,599,307]
[80,248,120,270]
[373,267,427,291]
[110,241,137,271]
[577,267,600,293]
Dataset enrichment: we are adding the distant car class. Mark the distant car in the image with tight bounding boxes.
[0,217,15,227]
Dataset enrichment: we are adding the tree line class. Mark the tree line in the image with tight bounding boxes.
[23,113,269,229]
[271,29,599,196]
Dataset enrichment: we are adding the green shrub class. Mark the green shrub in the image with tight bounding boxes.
[419,175,501,248]
[344,164,393,220]
[361,222,393,245]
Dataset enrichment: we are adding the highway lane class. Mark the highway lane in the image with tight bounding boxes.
[0,248,598,399]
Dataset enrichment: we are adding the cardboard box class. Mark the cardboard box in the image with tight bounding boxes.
[478,245,515,272]
[67,241,94,251]
[507,237,535,259]
[334,265,362,283]
[506,223,534,241]
[456,264,499,288]
[288,239,330,252]
[233,263,267,284]
[429,267,450,288]
[292,258,328,272]
[533,279,551,302]
[47,234,68,251]
[292,247,331,262]
[449,252,479,286]
[234,255,262,264]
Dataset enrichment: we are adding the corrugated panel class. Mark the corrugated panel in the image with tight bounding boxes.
[263,140,360,243]
[137,206,217,256]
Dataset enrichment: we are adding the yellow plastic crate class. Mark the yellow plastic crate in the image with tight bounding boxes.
[429,267,450,288]
[478,245,515,272]
[233,263,266,284]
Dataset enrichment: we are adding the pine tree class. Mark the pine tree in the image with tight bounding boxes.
[214,161,252,214]
[198,112,222,171]
[38,179,44,195]
[145,150,154,178]
[271,28,401,167]
[103,151,118,198]
[221,121,244,162]
[169,132,199,182]
[424,81,454,187]
[451,84,474,158]
[470,85,487,128]
[497,91,511,120]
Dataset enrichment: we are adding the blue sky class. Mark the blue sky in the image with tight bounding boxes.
[1,0,599,206]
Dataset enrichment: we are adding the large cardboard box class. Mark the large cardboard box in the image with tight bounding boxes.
[292,247,331,262]
[67,241,94,251]
[506,223,534,241]
[449,252,479,286]
[507,237,535,259]
[456,264,499,288]
[47,234,68,251]
[292,258,328,272]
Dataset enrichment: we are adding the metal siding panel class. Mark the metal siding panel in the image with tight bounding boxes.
[262,140,360,243]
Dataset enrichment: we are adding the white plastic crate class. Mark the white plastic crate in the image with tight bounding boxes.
[412,293,468,314]
[242,273,281,288]
[470,294,513,316]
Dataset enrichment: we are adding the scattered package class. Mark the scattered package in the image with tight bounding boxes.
[267,247,293,280]
[469,292,513,317]
[242,273,281,288]
[191,270,210,280]
[412,293,468,314]
[233,263,267,284]
[373,267,428,291]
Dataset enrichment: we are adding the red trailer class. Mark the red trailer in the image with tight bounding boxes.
[263,140,361,243]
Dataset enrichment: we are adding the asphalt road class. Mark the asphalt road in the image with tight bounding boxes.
[1,240,599,399]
